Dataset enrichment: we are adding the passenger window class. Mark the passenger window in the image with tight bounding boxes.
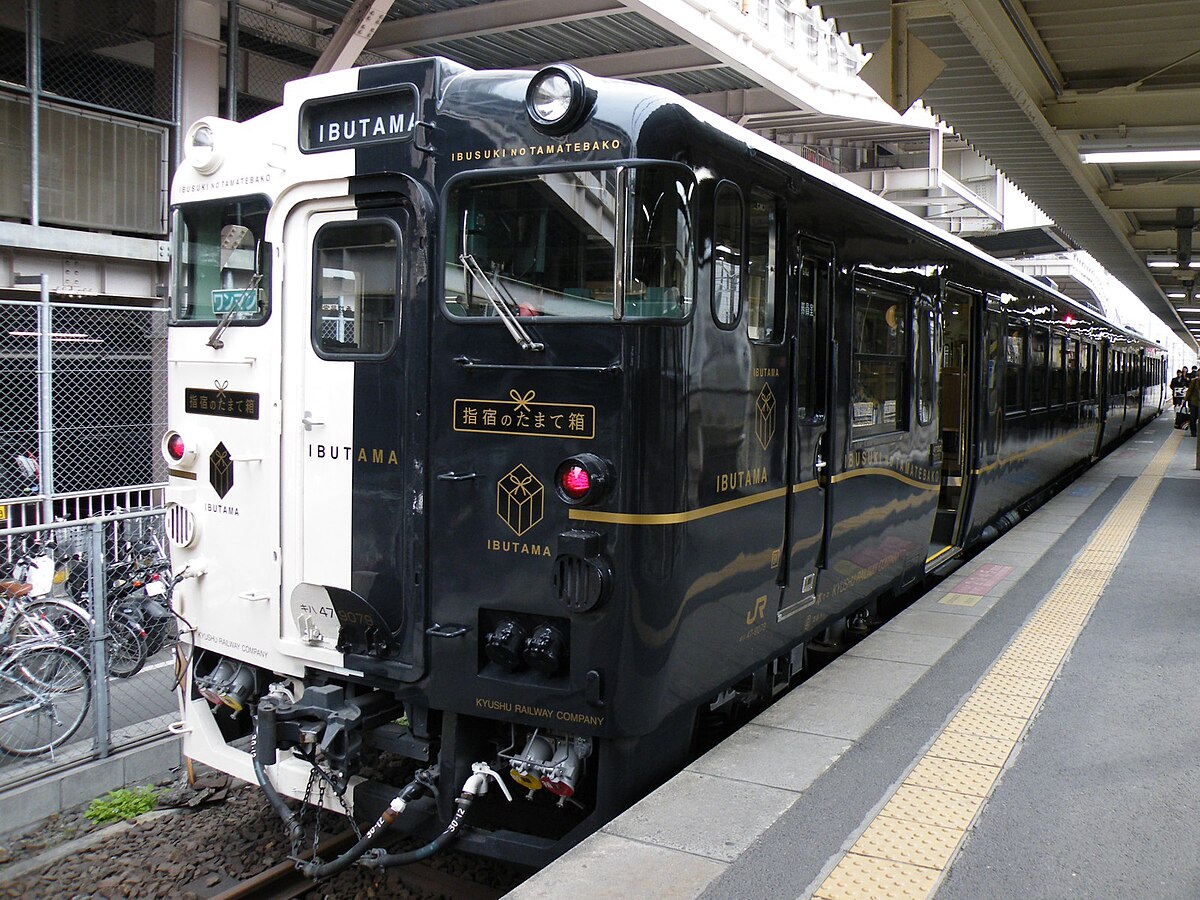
[1067,339,1080,402]
[313,219,401,358]
[916,300,935,425]
[1030,326,1048,408]
[746,191,780,342]
[795,254,829,421]
[986,311,1003,416]
[712,182,743,328]
[1004,321,1027,413]
[1049,334,1065,407]
[852,280,909,435]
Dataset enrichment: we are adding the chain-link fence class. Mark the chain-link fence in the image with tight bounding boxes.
[0,298,168,517]
[229,7,391,122]
[0,511,177,791]
[1,0,173,236]
[36,0,175,122]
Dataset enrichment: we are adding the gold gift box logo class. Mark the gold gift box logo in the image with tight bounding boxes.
[756,384,777,450]
[496,464,544,536]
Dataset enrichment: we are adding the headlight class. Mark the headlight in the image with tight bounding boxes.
[184,120,223,174]
[525,65,595,134]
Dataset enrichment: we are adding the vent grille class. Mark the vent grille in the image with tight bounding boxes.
[165,503,196,548]
[554,554,606,613]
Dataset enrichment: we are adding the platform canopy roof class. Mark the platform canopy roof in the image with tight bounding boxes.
[276,0,1200,348]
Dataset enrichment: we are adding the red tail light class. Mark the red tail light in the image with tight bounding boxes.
[162,431,195,465]
[554,454,612,506]
[559,465,591,500]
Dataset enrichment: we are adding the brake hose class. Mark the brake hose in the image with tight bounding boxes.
[299,777,429,880]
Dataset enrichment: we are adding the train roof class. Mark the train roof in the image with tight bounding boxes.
[198,56,1158,350]
[651,77,1155,348]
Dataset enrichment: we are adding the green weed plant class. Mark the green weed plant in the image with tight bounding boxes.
[85,786,158,825]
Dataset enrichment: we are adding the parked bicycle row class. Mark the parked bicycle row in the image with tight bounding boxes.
[0,530,176,759]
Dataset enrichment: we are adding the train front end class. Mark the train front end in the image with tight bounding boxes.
[165,59,697,867]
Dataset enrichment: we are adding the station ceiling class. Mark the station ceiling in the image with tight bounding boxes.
[279,0,1200,348]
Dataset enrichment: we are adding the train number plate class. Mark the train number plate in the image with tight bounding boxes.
[453,391,595,439]
[185,387,260,420]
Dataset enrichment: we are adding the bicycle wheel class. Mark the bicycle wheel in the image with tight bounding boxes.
[24,601,91,658]
[106,617,147,678]
[0,645,91,756]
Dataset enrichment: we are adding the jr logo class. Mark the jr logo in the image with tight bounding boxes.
[746,595,767,626]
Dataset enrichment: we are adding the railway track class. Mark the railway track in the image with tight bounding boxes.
[205,830,510,900]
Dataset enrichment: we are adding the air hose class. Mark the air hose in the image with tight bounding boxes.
[362,764,512,870]
[251,706,303,844]
[299,778,429,880]
[253,752,304,844]
[362,796,471,868]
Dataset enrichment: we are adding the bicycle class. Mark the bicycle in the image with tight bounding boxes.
[0,642,91,756]
[9,548,149,679]
[0,579,91,757]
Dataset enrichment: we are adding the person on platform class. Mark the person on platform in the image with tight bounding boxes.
[1186,373,1200,437]
[1171,369,1187,406]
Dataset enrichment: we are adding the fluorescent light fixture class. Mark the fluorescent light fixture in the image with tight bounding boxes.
[1146,257,1200,269]
[1177,307,1200,313]
[1081,149,1200,164]
[1168,292,1187,298]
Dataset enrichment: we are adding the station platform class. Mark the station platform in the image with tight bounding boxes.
[510,414,1200,899]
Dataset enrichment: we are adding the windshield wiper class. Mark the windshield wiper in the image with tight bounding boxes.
[206,272,263,350]
[460,254,544,352]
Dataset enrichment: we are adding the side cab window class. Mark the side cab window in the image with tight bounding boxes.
[711,181,744,328]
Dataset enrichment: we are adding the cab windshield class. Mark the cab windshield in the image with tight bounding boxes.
[172,196,271,324]
[444,166,694,320]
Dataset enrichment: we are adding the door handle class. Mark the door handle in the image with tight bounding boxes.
[302,411,324,430]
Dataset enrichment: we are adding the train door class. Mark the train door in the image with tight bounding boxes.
[278,196,425,677]
[777,239,832,621]
[928,284,978,569]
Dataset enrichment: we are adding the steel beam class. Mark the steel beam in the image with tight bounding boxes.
[1130,230,1184,252]
[1045,88,1200,132]
[367,0,623,51]
[566,45,720,79]
[312,0,396,75]
[1101,185,1200,211]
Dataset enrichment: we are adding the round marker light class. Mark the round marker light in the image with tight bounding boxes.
[525,65,595,134]
[560,465,591,500]
[162,430,195,466]
[184,120,223,174]
[554,453,612,506]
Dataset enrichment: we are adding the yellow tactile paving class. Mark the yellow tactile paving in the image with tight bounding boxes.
[958,689,1041,720]
[988,657,1058,680]
[944,710,1028,743]
[974,673,1050,699]
[814,853,941,900]
[927,731,1017,768]
[850,817,963,869]
[903,757,1001,797]
[808,429,1181,900]
[879,785,986,831]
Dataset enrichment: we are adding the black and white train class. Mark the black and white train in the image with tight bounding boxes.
[163,57,1164,868]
